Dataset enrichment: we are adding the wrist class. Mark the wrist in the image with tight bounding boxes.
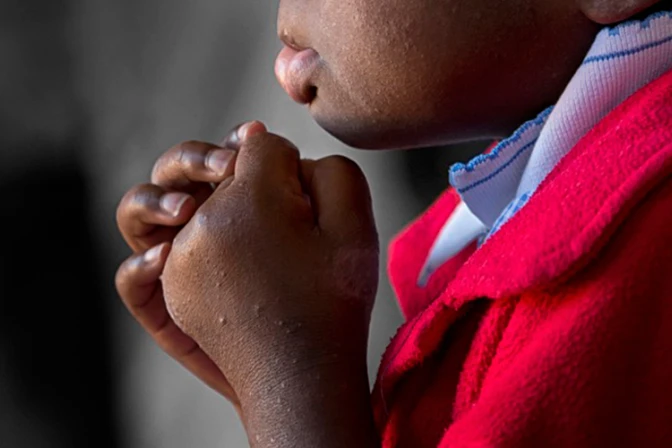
[240,355,378,448]
[218,311,372,398]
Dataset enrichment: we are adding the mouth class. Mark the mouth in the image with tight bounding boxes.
[275,34,320,105]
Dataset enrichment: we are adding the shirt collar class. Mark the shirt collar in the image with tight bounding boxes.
[419,10,672,287]
[378,71,672,406]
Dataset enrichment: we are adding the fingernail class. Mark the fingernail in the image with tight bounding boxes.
[237,122,254,141]
[221,124,243,149]
[221,121,267,149]
[160,192,190,217]
[144,245,164,264]
[238,121,266,141]
[206,149,234,176]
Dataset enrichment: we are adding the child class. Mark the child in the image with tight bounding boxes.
[116,0,672,446]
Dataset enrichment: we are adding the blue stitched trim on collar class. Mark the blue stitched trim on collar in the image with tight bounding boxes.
[450,106,553,175]
[607,10,672,36]
[583,33,672,65]
[454,138,538,194]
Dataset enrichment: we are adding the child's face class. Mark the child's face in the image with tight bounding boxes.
[276,0,599,149]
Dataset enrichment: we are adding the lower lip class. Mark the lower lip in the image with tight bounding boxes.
[275,46,321,104]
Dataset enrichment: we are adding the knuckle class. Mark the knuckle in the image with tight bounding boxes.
[114,257,137,295]
[249,133,299,156]
[171,142,190,168]
[323,154,359,170]
[194,199,235,234]
[191,208,212,236]
[276,136,301,157]
[172,197,243,258]
[280,144,300,163]
[153,141,196,181]
[176,140,202,165]
[176,140,213,170]
[321,155,364,178]
[117,184,150,223]
[174,206,216,249]
[174,140,201,158]
[120,184,144,204]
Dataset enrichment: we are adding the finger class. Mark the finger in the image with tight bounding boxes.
[298,158,317,208]
[236,130,302,193]
[308,156,377,245]
[115,244,238,403]
[117,184,196,252]
[151,140,237,190]
[220,121,267,150]
[299,158,317,193]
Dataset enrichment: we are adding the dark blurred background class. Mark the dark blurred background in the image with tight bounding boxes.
[0,1,484,446]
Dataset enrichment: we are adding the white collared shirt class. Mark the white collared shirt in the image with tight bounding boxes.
[419,10,672,287]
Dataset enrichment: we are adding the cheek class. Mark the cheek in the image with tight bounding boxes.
[308,0,571,148]
[309,0,470,148]
[319,0,440,103]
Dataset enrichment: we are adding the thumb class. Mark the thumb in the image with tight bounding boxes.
[235,130,302,192]
[308,156,377,246]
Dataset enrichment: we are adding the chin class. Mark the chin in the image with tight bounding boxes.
[315,119,390,150]
[312,109,428,151]
[312,105,507,151]
[307,91,398,150]
[308,92,495,150]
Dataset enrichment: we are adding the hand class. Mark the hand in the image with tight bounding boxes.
[114,122,267,408]
[161,130,380,446]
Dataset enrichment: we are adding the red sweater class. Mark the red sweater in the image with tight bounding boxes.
[373,69,672,447]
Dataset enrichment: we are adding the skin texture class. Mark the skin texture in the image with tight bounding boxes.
[116,122,266,413]
[159,131,380,447]
[278,0,599,149]
[116,127,381,446]
[277,0,669,149]
[582,0,665,23]
[115,1,669,447]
